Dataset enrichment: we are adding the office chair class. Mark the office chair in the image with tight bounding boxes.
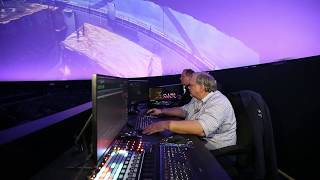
[211,90,278,180]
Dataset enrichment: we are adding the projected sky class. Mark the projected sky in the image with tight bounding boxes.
[0,0,319,81]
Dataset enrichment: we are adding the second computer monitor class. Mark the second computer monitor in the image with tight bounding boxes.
[128,80,149,104]
[149,84,183,107]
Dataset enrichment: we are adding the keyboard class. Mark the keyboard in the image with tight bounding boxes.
[90,138,145,180]
[160,143,192,180]
[134,115,154,131]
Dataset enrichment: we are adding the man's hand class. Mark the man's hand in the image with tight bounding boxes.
[142,121,169,135]
[146,108,162,116]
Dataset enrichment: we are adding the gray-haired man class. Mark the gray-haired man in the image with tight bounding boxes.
[143,72,237,150]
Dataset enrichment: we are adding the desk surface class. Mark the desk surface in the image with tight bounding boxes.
[31,116,231,180]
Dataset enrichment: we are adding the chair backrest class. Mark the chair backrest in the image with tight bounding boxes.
[227,92,254,168]
[227,90,278,180]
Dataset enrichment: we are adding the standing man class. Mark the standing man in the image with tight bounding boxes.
[178,69,194,106]
[143,72,237,150]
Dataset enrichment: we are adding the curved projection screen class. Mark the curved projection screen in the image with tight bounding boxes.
[0,0,319,81]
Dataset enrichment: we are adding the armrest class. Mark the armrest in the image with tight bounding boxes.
[210,145,250,157]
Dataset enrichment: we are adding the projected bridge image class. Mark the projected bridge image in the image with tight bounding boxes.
[1,0,259,81]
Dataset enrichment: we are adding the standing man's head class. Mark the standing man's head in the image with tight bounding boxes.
[180,69,194,86]
[189,72,217,100]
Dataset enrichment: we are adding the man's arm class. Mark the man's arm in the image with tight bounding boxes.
[169,120,205,136]
[142,119,205,137]
[161,107,186,118]
[147,107,186,118]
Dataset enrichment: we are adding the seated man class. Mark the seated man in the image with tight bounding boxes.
[143,72,237,150]
[178,68,194,106]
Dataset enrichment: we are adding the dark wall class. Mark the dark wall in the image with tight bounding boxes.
[0,110,92,179]
[0,80,91,130]
[0,80,92,179]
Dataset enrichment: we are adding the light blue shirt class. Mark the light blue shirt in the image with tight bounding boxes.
[181,90,237,150]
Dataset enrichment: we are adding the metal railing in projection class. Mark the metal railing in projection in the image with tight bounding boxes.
[49,0,214,70]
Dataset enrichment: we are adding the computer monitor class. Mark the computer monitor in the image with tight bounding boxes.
[128,80,149,104]
[91,74,128,165]
[149,84,183,107]
[127,79,149,114]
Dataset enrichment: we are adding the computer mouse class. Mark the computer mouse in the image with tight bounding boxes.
[166,135,187,144]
